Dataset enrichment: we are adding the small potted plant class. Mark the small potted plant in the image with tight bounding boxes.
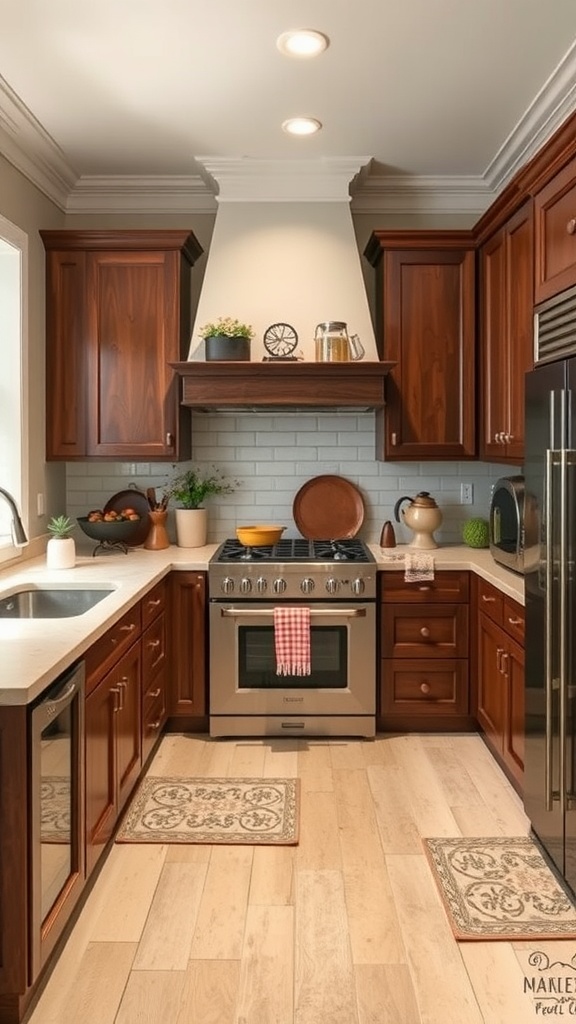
[199,316,254,362]
[46,514,76,569]
[165,465,238,547]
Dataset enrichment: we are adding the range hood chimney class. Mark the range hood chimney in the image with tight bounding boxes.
[172,157,394,409]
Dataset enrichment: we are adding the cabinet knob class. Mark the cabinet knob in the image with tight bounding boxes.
[420,682,431,695]
[420,626,431,638]
[166,432,174,447]
[390,432,398,446]
[567,219,576,235]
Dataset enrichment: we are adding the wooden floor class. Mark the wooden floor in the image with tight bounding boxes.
[26,733,572,1023]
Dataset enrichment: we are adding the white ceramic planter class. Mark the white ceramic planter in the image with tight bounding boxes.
[174,508,208,548]
[46,536,76,569]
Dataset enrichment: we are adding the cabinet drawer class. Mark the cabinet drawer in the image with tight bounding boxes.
[381,604,468,658]
[141,579,168,629]
[85,605,142,695]
[503,598,525,644]
[142,672,167,763]
[142,612,167,679]
[380,570,469,603]
[381,659,468,715]
[476,577,504,627]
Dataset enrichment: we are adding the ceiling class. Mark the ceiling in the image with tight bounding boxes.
[2,0,576,211]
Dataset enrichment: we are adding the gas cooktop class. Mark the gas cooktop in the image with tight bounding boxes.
[212,538,374,564]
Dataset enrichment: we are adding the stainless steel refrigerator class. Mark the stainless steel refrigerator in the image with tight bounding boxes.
[524,356,576,893]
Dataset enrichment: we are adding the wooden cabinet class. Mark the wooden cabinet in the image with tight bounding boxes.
[378,571,471,729]
[169,572,207,724]
[0,705,29,1016]
[85,607,142,877]
[533,154,576,303]
[479,201,534,463]
[40,229,202,461]
[475,577,525,790]
[141,580,168,764]
[364,231,476,460]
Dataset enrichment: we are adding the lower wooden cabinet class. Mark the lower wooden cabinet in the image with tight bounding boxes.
[378,571,472,729]
[475,577,525,789]
[141,580,168,763]
[169,572,207,723]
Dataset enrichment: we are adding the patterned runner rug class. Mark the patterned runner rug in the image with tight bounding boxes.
[116,777,299,845]
[424,836,576,941]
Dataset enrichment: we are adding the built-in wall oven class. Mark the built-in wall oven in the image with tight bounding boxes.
[29,660,85,979]
[209,538,376,737]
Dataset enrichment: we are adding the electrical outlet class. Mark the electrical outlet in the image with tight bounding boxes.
[36,492,45,516]
[460,483,473,505]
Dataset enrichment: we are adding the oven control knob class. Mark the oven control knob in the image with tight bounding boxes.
[221,577,235,595]
[301,577,315,595]
[326,577,340,595]
[239,578,252,594]
[273,578,287,595]
[256,577,268,594]
[351,578,365,596]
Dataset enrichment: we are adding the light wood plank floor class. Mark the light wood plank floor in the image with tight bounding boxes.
[26,733,572,1024]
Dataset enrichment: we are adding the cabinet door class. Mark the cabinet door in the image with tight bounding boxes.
[115,643,142,815]
[44,249,87,459]
[85,678,116,876]
[373,240,476,459]
[480,228,507,461]
[85,250,183,459]
[169,572,207,718]
[505,202,534,462]
[534,155,576,303]
[476,613,507,749]
[503,637,525,786]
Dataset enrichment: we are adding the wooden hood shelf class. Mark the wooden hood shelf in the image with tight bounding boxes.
[171,360,395,410]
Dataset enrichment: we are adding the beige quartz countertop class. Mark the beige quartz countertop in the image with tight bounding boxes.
[0,542,523,706]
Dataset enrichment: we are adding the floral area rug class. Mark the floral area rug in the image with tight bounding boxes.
[41,776,70,843]
[424,836,576,940]
[115,777,300,845]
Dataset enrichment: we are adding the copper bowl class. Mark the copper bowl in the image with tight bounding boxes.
[236,525,286,547]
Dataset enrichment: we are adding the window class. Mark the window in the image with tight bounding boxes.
[0,214,28,564]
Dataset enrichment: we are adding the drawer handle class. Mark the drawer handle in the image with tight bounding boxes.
[482,594,496,603]
[111,623,137,643]
[420,682,431,695]
[417,585,432,592]
[147,639,161,649]
[420,626,431,638]
[148,688,161,699]
[148,719,162,731]
[110,686,121,712]
[496,647,504,673]
[567,218,576,235]
[507,616,522,626]
[147,598,161,607]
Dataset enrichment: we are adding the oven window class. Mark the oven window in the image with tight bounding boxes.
[238,625,347,688]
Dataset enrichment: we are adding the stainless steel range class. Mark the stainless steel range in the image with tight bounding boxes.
[208,538,376,738]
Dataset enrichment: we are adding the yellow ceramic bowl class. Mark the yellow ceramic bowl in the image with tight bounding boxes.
[236,525,285,547]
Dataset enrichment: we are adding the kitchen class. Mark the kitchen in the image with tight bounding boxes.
[2,3,576,1022]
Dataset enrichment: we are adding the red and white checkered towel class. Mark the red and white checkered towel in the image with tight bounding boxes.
[274,606,311,676]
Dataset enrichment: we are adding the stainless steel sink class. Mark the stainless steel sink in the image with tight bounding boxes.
[0,584,115,619]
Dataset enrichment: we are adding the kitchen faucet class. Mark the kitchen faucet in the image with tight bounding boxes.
[0,487,28,546]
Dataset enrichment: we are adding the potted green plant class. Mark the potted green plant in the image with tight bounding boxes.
[46,514,76,569]
[199,316,255,362]
[165,465,238,547]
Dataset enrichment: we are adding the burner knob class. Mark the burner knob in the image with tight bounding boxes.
[326,577,340,595]
[256,577,268,594]
[351,577,365,596]
[301,578,315,595]
[273,578,287,595]
[239,578,252,594]
[221,577,234,595]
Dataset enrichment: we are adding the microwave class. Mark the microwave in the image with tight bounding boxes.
[489,476,525,574]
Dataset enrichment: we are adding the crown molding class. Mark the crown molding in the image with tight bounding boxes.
[195,156,373,202]
[65,175,216,214]
[349,174,494,215]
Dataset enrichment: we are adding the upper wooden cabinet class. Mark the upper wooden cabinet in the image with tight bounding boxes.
[364,231,476,460]
[479,200,534,463]
[533,154,576,304]
[40,229,203,461]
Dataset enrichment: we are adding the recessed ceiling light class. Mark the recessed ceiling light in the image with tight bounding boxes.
[276,30,329,59]
[282,117,323,136]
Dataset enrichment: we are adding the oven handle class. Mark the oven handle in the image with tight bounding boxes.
[220,607,367,618]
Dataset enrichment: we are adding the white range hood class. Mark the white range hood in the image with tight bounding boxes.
[188,157,379,362]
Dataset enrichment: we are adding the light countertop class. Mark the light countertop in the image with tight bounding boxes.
[0,542,523,706]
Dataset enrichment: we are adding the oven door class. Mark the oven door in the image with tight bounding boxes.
[209,600,376,719]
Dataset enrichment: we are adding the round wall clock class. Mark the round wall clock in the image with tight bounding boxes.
[263,322,298,359]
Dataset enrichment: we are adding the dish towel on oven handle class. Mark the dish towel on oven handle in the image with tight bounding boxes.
[274,606,311,676]
[403,552,435,583]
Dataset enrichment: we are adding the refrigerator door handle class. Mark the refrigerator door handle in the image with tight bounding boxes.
[545,447,554,812]
[559,447,568,817]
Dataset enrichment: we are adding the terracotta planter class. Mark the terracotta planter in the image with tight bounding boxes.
[174,508,208,548]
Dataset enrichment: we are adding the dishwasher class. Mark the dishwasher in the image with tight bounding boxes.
[29,660,85,979]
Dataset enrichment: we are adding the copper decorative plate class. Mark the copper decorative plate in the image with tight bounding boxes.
[292,475,364,540]
[103,489,151,546]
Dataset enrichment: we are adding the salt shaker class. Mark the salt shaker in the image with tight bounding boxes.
[380,520,396,548]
